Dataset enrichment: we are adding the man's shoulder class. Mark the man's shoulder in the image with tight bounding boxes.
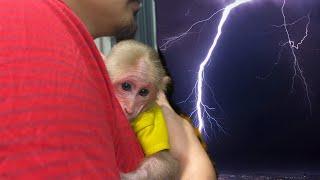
[0,0,90,48]
[0,0,100,68]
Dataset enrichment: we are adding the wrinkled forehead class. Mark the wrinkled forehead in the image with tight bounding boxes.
[118,59,153,81]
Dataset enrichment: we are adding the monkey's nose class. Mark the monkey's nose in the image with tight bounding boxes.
[124,108,135,121]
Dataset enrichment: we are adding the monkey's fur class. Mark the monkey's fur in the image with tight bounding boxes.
[104,40,179,180]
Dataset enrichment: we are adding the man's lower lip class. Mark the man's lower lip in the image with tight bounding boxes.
[131,1,141,12]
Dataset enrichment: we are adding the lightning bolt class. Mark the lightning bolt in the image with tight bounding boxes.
[196,0,253,134]
[160,8,225,51]
[280,0,312,114]
[161,0,312,135]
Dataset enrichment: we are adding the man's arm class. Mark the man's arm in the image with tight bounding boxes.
[157,91,217,180]
[120,91,216,180]
[121,151,179,180]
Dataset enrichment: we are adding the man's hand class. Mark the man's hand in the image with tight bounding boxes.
[157,90,217,180]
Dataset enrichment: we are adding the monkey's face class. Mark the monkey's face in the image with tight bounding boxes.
[112,73,157,121]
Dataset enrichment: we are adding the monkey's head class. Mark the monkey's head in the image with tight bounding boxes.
[105,40,167,121]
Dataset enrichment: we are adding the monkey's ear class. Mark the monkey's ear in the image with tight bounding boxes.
[161,76,173,93]
[162,76,171,87]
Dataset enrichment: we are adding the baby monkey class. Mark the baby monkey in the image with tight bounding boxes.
[103,40,179,179]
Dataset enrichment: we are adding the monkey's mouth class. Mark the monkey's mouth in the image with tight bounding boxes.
[126,114,136,122]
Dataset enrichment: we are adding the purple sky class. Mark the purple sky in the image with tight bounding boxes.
[156,0,320,172]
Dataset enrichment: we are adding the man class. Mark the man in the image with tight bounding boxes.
[0,0,215,179]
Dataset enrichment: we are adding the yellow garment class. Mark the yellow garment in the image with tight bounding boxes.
[131,104,170,156]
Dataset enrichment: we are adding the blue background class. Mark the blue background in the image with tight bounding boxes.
[156,0,320,173]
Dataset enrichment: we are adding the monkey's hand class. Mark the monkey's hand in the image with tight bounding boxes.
[120,151,179,180]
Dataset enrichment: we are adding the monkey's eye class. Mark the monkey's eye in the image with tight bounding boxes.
[121,82,132,91]
[138,88,149,97]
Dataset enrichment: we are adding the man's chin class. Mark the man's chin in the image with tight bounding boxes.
[115,22,137,41]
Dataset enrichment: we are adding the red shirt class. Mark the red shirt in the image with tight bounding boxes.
[0,0,144,179]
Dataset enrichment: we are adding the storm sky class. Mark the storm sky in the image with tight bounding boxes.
[156,0,320,172]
